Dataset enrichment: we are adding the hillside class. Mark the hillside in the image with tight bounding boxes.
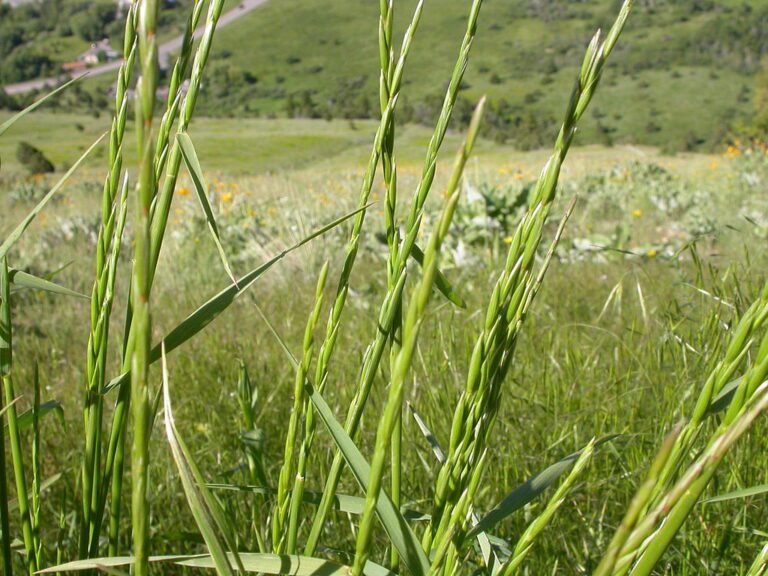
[2,0,767,150]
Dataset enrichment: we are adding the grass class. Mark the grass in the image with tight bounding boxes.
[2,0,768,574]
[190,0,758,147]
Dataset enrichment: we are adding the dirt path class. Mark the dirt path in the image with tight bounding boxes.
[2,0,269,96]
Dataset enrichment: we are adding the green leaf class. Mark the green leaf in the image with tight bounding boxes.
[178,552,397,576]
[409,402,446,463]
[0,77,79,138]
[104,204,368,393]
[37,555,202,573]
[14,399,64,430]
[306,382,430,576]
[9,268,88,300]
[410,243,466,308]
[707,377,742,416]
[703,484,768,504]
[206,483,429,522]
[161,348,243,576]
[177,131,237,286]
[0,133,106,261]
[466,438,615,540]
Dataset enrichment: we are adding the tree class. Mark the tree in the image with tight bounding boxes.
[16,141,54,174]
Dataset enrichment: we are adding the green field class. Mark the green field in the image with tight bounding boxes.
[2,0,768,575]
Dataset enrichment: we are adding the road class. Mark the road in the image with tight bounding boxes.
[2,0,269,96]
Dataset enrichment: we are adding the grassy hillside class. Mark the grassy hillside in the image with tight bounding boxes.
[3,0,767,151]
[191,0,766,149]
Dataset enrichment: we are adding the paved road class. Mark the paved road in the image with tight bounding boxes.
[3,0,269,96]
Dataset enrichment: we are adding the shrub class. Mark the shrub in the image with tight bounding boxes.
[16,141,54,174]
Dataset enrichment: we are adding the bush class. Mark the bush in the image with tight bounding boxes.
[16,141,54,174]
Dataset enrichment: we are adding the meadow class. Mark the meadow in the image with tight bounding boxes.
[2,0,768,575]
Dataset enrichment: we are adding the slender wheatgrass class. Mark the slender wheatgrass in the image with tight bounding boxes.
[153,0,207,176]
[425,2,632,555]
[129,0,160,572]
[80,5,136,545]
[272,262,329,553]
[0,258,36,574]
[377,3,404,568]
[102,0,228,552]
[351,98,486,576]
[617,380,768,576]
[289,0,427,554]
[306,0,484,552]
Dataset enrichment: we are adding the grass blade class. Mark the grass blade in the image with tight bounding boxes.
[0,77,79,138]
[38,555,203,573]
[177,131,237,286]
[104,204,369,393]
[466,448,585,540]
[703,483,768,504]
[178,552,397,576]
[8,269,88,300]
[306,382,430,576]
[161,346,242,575]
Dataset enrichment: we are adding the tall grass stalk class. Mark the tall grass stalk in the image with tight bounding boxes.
[377,2,403,569]
[129,0,161,573]
[273,262,329,553]
[101,0,227,553]
[0,258,37,574]
[293,0,426,554]
[306,0,484,553]
[80,1,135,546]
[424,3,632,560]
[352,97,486,576]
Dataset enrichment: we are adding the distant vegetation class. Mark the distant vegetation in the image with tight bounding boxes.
[2,0,768,150]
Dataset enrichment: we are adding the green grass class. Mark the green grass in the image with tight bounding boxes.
[3,0,768,574]
[192,0,759,148]
[0,111,731,178]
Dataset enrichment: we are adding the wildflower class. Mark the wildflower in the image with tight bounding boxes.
[177,187,190,196]
[632,209,643,219]
[646,249,658,258]
[514,172,524,181]
[221,192,234,203]
[709,160,718,170]
[724,145,741,158]
[503,236,514,244]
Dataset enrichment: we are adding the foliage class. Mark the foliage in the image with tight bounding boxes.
[15,142,54,175]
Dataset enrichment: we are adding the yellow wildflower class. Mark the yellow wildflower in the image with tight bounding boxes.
[221,192,234,203]
[646,249,658,258]
[724,145,741,158]
[503,236,514,244]
[632,209,642,219]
